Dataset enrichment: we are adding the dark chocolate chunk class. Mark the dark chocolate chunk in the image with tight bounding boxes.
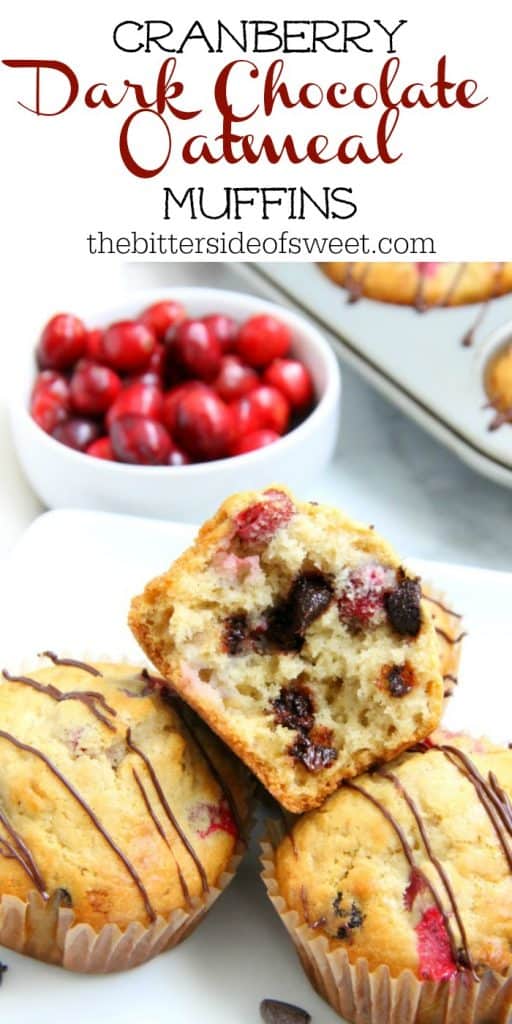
[52,887,73,907]
[223,613,250,655]
[272,686,315,733]
[384,574,422,636]
[333,895,365,938]
[386,664,414,698]
[260,998,311,1024]
[266,571,333,651]
[0,962,7,986]
[289,732,337,772]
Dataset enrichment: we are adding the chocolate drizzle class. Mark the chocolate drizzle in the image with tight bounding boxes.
[0,805,48,899]
[435,628,467,646]
[2,669,117,732]
[40,652,103,677]
[423,594,462,619]
[0,728,157,923]
[344,779,460,968]
[126,729,209,895]
[379,769,475,976]
[132,767,192,908]
[462,263,506,347]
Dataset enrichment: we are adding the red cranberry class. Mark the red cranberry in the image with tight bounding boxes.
[110,415,172,465]
[52,418,101,452]
[30,372,70,433]
[247,385,290,434]
[106,381,163,427]
[124,371,162,389]
[213,355,259,403]
[236,314,291,367]
[37,313,87,370]
[85,328,104,362]
[141,300,186,340]
[87,437,115,460]
[167,319,222,381]
[230,395,264,437]
[167,444,191,466]
[32,370,70,403]
[231,429,280,455]
[174,389,234,461]
[202,314,238,353]
[99,320,156,373]
[162,381,209,434]
[70,361,122,416]
[264,358,313,410]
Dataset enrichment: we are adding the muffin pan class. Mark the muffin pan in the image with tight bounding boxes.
[0,507,511,1023]
[236,263,512,487]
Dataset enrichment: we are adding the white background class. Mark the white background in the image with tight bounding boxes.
[1,0,512,263]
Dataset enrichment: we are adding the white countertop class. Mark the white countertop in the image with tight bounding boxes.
[2,262,511,571]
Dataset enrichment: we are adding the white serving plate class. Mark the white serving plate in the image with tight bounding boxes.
[235,263,512,488]
[1,508,511,1024]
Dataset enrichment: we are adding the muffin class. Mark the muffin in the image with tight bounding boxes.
[320,261,512,310]
[422,587,464,698]
[129,486,443,813]
[484,340,512,430]
[263,732,512,1024]
[0,655,251,972]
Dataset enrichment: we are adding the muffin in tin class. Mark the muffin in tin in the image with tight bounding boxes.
[321,261,512,310]
[0,655,251,972]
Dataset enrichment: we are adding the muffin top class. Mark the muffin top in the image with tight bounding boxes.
[0,656,249,932]
[320,261,512,309]
[275,732,512,980]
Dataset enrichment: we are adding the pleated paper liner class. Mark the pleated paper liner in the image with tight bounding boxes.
[261,820,512,1024]
[0,651,251,973]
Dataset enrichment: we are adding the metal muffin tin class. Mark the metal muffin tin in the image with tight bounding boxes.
[236,263,512,488]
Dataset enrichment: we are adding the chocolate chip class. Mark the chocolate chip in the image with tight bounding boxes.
[0,962,7,985]
[53,887,73,907]
[272,686,315,733]
[260,999,311,1024]
[386,664,414,698]
[384,574,422,636]
[289,732,337,772]
[332,894,365,938]
[265,571,333,651]
[223,613,250,655]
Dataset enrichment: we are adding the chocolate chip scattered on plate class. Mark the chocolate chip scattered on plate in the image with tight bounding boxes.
[0,962,8,986]
[260,998,311,1024]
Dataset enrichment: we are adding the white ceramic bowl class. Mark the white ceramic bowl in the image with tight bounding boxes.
[10,287,342,521]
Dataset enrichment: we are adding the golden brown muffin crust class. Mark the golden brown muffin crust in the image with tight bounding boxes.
[320,262,512,308]
[0,659,249,933]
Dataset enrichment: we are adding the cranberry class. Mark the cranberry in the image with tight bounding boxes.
[167,444,191,467]
[30,372,70,433]
[70,360,121,416]
[231,429,280,455]
[247,385,290,434]
[264,358,313,410]
[86,437,115,460]
[213,355,259,403]
[110,415,172,465]
[162,382,210,434]
[337,563,395,630]
[236,314,291,367]
[99,320,156,373]
[124,371,162,389]
[234,489,295,544]
[141,300,186,340]
[415,907,457,981]
[52,418,101,452]
[230,395,265,437]
[167,319,221,381]
[202,314,239,353]
[106,381,163,427]
[37,313,87,370]
[174,389,234,461]
[32,370,70,403]
[85,328,104,362]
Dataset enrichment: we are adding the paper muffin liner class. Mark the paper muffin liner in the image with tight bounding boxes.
[261,820,512,1024]
[0,650,251,973]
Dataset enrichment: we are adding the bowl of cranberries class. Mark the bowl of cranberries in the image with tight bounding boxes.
[12,288,341,520]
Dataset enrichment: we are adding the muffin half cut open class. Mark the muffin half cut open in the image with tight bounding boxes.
[130,487,443,812]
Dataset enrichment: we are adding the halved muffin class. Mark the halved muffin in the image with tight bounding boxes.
[129,487,443,812]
